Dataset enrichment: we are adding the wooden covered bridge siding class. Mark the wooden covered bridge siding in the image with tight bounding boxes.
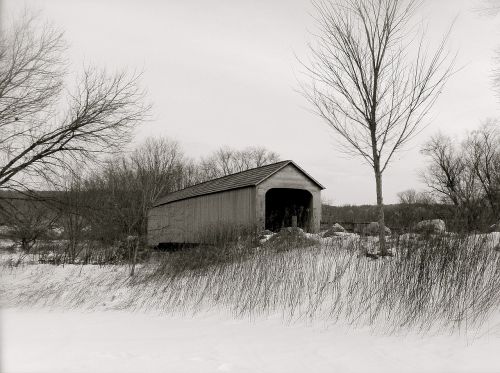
[147,187,256,244]
[147,161,324,246]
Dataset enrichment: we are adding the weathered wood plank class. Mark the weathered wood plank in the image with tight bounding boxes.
[148,187,256,245]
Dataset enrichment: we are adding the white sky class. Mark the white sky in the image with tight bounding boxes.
[3,0,500,204]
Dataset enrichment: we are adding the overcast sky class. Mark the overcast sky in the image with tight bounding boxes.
[3,0,500,204]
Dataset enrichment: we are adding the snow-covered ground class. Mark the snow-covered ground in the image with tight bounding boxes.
[1,232,500,373]
[2,307,500,373]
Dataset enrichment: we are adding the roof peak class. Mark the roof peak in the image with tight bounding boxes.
[153,160,323,207]
[171,160,291,194]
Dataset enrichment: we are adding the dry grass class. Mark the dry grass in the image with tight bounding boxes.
[1,238,149,266]
[1,232,499,334]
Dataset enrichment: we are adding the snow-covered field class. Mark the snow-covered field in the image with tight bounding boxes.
[2,307,500,373]
[1,232,500,372]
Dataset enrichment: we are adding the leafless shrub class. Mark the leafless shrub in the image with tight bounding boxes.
[0,196,59,252]
[148,224,260,277]
[151,245,252,278]
[30,238,149,266]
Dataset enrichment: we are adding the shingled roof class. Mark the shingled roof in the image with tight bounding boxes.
[153,160,324,207]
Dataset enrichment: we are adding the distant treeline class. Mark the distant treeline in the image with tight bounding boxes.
[322,122,500,233]
[322,203,489,233]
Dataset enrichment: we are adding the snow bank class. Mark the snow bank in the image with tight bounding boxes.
[2,308,500,373]
[2,230,500,331]
[2,232,500,372]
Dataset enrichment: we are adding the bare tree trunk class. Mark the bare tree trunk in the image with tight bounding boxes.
[371,126,387,255]
[374,167,387,256]
[21,238,29,253]
[130,239,138,277]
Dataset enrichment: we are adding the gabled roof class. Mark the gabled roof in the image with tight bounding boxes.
[153,160,324,207]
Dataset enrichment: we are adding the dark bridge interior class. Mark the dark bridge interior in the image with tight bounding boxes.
[265,188,312,232]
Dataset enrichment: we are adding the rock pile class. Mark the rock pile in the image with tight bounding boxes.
[323,223,346,237]
[362,222,391,236]
[415,219,446,234]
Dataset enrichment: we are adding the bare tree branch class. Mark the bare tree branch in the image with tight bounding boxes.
[421,123,499,227]
[475,0,500,16]
[300,0,454,254]
[195,146,280,183]
[0,14,150,192]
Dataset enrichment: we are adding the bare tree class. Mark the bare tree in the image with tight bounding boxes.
[421,134,465,206]
[476,0,500,15]
[0,15,149,192]
[397,189,434,205]
[55,172,89,262]
[464,121,500,217]
[476,1,500,100]
[301,0,453,254]
[196,146,280,182]
[421,128,498,229]
[0,196,59,252]
[130,137,188,235]
[394,188,436,230]
[72,137,189,273]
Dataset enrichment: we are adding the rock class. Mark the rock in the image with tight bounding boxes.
[415,219,446,234]
[258,229,274,240]
[323,223,346,237]
[279,227,304,235]
[331,223,346,232]
[51,227,64,237]
[0,225,12,236]
[494,244,500,252]
[260,230,273,236]
[362,222,391,236]
[399,233,419,242]
[125,235,139,243]
[365,252,379,260]
[323,231,340,238]
[323,230,341,238]
[489,222,500,233]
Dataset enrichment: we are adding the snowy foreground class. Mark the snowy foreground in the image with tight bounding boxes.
[2,307,500,373]
[2,233,500,372]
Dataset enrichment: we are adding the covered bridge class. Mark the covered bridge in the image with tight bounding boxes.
[147,160,324,246]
